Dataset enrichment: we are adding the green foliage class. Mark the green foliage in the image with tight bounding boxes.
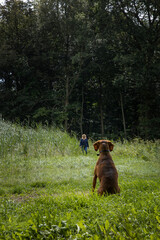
[0,121,160,239]
[0,0,160,138]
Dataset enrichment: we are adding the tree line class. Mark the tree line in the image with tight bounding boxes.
[0,0,160,139]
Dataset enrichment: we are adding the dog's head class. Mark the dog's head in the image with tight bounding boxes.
[93,140,114,152]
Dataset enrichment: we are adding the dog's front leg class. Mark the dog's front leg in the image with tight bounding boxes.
[92,174,97,192]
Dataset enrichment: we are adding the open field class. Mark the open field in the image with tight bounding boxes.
[0,121,160,239]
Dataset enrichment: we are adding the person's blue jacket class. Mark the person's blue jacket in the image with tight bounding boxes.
[80,138,89,148]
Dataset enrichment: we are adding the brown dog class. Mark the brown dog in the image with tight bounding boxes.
[92,140,120,195]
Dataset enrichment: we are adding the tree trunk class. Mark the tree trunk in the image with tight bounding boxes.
[80,86,84,135]
[64,75,69,131]
[100,103,104,137]
[99,77,104,137]
[120,92,127,139]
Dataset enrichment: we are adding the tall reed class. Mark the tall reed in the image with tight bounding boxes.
[0,120,81,160]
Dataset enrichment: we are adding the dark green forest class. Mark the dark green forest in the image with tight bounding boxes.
[0,0,160,139]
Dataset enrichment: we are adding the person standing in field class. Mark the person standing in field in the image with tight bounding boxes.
[80,134,89,154]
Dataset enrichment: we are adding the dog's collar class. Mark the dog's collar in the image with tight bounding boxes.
[97,150,110,156]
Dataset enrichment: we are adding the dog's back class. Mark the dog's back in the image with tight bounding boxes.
[93,140,120,195]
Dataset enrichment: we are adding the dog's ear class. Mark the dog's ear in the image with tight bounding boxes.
[107,141,114,151]
[93,141,100,151]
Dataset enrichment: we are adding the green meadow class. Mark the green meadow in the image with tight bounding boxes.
[0,120,160,239]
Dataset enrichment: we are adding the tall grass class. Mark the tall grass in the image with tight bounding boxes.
[0,120,81,159]
[0,120,160,239]
[0,120,83,194]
